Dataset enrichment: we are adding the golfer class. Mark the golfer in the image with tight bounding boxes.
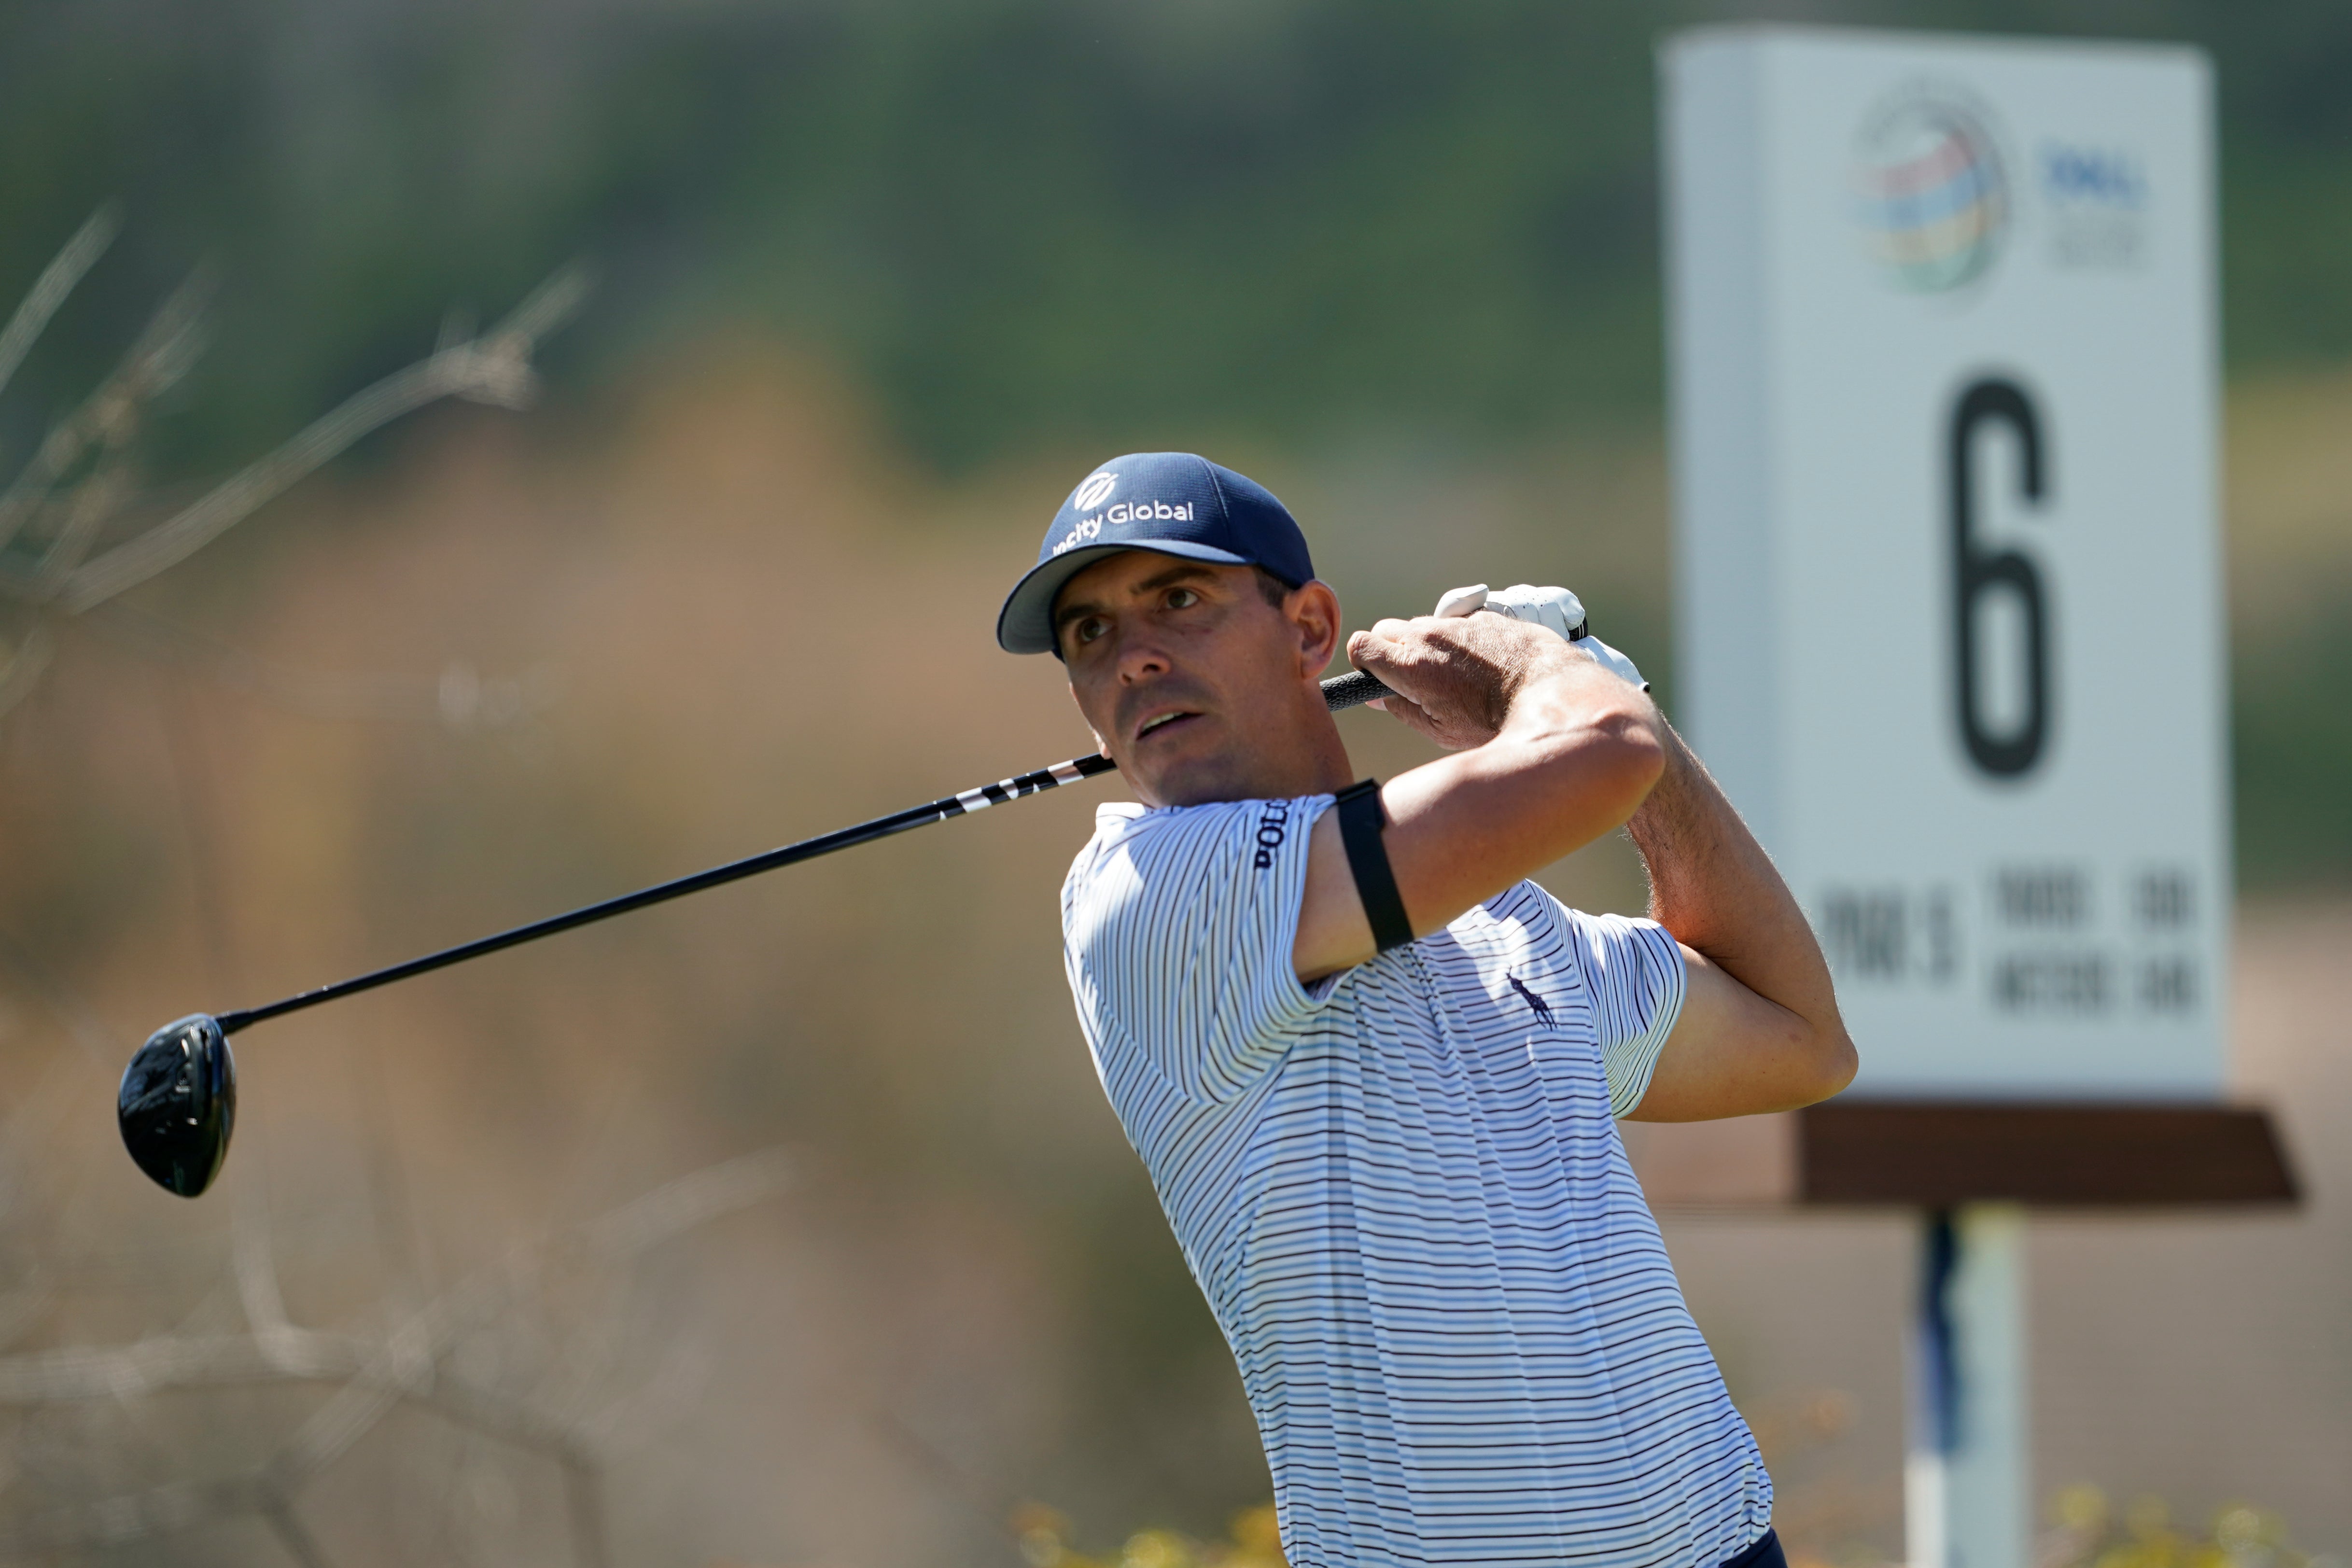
[998,453,1855,1568]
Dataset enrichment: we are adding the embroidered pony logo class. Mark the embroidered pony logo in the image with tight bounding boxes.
[1507,973,1554,1025]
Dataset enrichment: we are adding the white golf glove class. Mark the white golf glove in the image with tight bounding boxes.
[1433,583,1649,692]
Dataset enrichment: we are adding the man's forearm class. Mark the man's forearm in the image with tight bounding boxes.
[1624,720,1843,1040]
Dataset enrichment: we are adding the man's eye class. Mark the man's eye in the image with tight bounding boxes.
[1166,588,1200,609]
[1075,617,1108,644]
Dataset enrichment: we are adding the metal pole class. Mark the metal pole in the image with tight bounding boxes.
[1907,1204,2028,1568]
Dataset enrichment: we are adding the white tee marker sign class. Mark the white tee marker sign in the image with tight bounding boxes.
[1663,28,2225,1100]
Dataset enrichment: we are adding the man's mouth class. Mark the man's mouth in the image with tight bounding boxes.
[1134,710,1200,743]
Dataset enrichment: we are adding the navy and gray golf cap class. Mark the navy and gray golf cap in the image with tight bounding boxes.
[995,452,1315,655]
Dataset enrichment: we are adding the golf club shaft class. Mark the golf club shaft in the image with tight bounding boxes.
[215,668,1394,1035]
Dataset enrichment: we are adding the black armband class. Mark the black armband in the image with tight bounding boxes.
[1333,779,1414,953]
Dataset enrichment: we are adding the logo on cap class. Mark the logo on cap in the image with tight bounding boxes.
[1072,472,1118,510]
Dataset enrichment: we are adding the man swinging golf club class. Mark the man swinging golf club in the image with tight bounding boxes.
[998,452,1856,1568]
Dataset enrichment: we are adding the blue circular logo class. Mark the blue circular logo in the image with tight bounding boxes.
[1854,89,2009,293]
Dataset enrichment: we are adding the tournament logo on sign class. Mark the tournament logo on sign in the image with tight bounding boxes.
[1853,85,2010,293]
[2040,141,2149,270]
[1072,472,1118,510]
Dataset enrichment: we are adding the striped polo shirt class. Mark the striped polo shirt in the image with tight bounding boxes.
[1061,794,1771,1568]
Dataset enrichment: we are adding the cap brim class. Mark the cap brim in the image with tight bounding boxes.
[995,541,1252,654]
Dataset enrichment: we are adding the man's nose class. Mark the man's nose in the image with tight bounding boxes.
[1114,629,1172,685]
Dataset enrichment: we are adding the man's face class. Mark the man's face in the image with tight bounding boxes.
[1054,552,1344,808]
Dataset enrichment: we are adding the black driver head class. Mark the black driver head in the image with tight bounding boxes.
[118,1014,237,1198]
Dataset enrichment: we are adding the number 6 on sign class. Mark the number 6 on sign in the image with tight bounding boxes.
[1950,377,2050,778]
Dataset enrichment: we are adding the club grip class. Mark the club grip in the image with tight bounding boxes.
[1320,670,1391,710]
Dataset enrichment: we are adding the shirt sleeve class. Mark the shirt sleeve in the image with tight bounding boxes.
[1062,797,1331,1104]
[1562,908,1689,1118]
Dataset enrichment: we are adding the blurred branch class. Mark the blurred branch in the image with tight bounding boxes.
[0,219,586,722]
[272,1145,794,1484]
[0,1147,793,1408]
[0,1472,266,1558]
[577,1144,797,1257]
[0,206,118,407]
[0,1324,369,1403]
[0,268,210,561]
[0,1146,793,1560]
[0,623,50,722]
[258,1490,337,1568]
[56,263,590,614]
[234,1184,294,1344]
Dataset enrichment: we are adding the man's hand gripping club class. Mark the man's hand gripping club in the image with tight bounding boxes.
[1294,585,1856,1121]
[1292,601,1662,971]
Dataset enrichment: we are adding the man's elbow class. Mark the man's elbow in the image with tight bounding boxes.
[1801,1020,1859,1105]
[1591,711,1666,816]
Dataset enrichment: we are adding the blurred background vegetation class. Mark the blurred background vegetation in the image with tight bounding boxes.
[4,0,2348,881]
[0,1,2346,1564]
[11,0,2352,463]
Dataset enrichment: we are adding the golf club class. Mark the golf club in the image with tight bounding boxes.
[118,668,1394,1197]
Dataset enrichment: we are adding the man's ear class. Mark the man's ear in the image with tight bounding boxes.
[1286,580,1343,675]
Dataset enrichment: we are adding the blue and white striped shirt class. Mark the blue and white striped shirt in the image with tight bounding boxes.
[1062,795,1771,1568]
